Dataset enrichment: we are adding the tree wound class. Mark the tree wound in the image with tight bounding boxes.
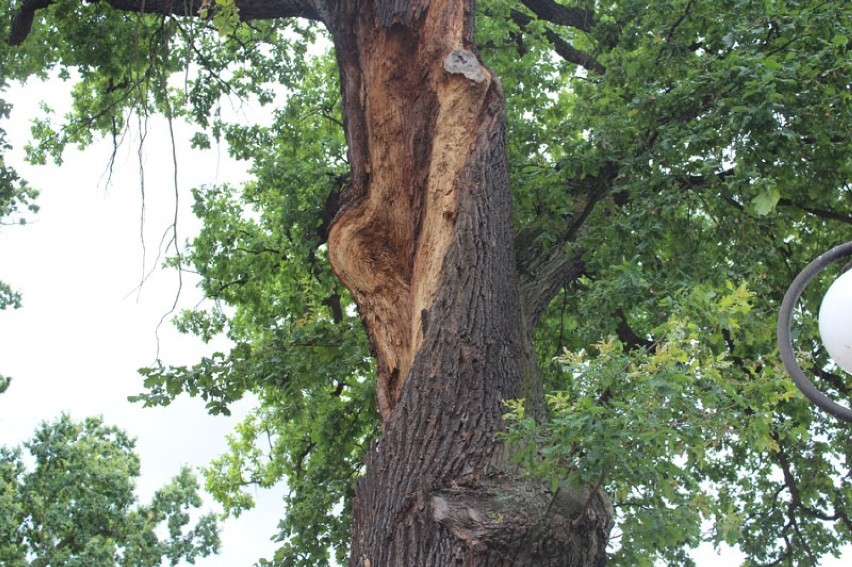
[331,23,495,423]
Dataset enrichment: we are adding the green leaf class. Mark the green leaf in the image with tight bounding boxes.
[752,186,781,216]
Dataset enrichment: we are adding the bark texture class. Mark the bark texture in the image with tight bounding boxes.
[325,1,613,564]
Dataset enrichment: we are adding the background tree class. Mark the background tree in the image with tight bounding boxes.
[3,0,850,565]
[0,412,220,566]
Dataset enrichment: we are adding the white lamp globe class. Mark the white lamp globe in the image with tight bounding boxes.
[819,268,852,375]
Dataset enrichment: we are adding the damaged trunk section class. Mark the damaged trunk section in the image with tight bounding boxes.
[328,0,490,421]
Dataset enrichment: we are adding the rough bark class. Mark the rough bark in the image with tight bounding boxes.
[325,1,613,564]
[508,8,604,75]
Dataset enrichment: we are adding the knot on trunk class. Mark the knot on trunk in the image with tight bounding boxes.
[443,49,487,84]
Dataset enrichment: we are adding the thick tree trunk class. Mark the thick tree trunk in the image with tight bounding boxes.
[325,1,612,565]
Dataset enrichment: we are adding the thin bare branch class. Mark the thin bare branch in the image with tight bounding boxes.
[153,58,184,359]
[136,111,150,302]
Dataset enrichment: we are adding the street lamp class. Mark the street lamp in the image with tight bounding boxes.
[778,241,852,422]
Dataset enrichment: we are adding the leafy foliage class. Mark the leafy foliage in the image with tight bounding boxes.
[3,0,850,564]
[0,414,220,566]
[0,95,37,223]
[499,3,852,564]
[505,283,851,565]
[129,50,376,566]
[0,86,38,309]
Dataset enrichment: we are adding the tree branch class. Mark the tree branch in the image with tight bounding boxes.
[516,163,617,329]
[774,431,840,523]
[9,0,325,46]
[777,198,852,225]
[810,366,852,398]
[509,9,604,75]
[516,238,586,329]
[8,0,50,46]
[614,308,653,351]
[664,0,694,43]
[547,30,606,75]
[518,0,595,32]
[681,171,851,225]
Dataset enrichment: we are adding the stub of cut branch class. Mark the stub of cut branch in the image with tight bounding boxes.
[443,49,487,83]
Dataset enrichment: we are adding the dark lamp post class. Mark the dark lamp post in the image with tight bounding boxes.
[778,241,852,422]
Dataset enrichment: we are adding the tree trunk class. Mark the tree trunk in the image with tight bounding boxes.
[325,1,612,564]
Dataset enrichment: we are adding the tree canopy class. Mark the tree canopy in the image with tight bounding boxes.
[0,411,220,566]
[2,0,850,564]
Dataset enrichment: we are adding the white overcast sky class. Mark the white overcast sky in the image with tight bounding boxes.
[1,77,848,566]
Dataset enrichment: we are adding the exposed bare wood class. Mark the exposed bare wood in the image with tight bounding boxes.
[328,0,490,422]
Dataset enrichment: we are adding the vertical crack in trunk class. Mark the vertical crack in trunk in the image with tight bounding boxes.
[328,0,488,421]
